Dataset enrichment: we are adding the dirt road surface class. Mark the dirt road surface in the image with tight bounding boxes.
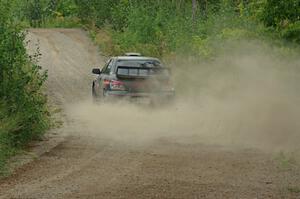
[0,29,300,199]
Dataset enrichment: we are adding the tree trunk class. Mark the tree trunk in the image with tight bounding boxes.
[192,0,197,20]
[192,0,197,30]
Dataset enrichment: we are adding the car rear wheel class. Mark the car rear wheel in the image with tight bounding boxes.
[92,85,100,103]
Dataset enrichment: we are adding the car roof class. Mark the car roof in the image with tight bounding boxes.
[115,56,160,61]
[124,52,142,56]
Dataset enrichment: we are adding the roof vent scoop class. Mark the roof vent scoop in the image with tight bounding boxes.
[124,52,142,57]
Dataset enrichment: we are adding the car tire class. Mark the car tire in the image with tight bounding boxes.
[92,84,100,103]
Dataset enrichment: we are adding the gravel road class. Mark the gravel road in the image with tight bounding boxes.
[0,29,299,199]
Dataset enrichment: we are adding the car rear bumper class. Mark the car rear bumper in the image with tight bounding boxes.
[105,90,175,98]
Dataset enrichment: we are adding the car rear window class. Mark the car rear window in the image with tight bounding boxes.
[116,60,162,68]
[117,67,170,78]
[115,59,170,78]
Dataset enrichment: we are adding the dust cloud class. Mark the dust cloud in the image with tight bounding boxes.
[66,41,300,153]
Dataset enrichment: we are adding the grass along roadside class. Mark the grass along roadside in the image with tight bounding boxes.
[0,1,50,176]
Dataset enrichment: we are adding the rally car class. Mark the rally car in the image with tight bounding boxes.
[92,53,175,104]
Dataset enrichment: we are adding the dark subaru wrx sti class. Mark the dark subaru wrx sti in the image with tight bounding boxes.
[92,53,175,104]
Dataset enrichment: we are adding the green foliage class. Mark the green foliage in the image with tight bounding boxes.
[74,0,116,26]
[74,0,96,25]
[26,0,45,27]
[260,0,300,27]
[55,0,78,17]
[0,0,49,174]
[281,21,300,44]
[258,0,300,43]
[275,151,298,171]
[82,0,274,58]
[106,0,298,57]
[9,0,79,28]
[288,187,300,194]
[9,0,299,54]
[110,0,130,30]
[102,1,196,57]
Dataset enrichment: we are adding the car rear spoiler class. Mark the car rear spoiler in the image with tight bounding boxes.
[116,66,170,79]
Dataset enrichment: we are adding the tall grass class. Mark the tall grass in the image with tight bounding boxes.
[87,1,296,59]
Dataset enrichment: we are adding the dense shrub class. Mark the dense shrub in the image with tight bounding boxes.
[78,1,266,57]
[10,0,80,28]
[9,0,299,54]
[260,0,300,27]
[74,0,299,57]
[0,0,49,174]
[258,0,300,43]
[281,21,300,43]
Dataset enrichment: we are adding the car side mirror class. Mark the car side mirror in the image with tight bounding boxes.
[92,68,101,75]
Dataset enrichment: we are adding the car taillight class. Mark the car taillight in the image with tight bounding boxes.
[162,79,174,91]
[164,79,171,86]
[103,79,110,86]
[109,80,126,91]
[163,79,171,87]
